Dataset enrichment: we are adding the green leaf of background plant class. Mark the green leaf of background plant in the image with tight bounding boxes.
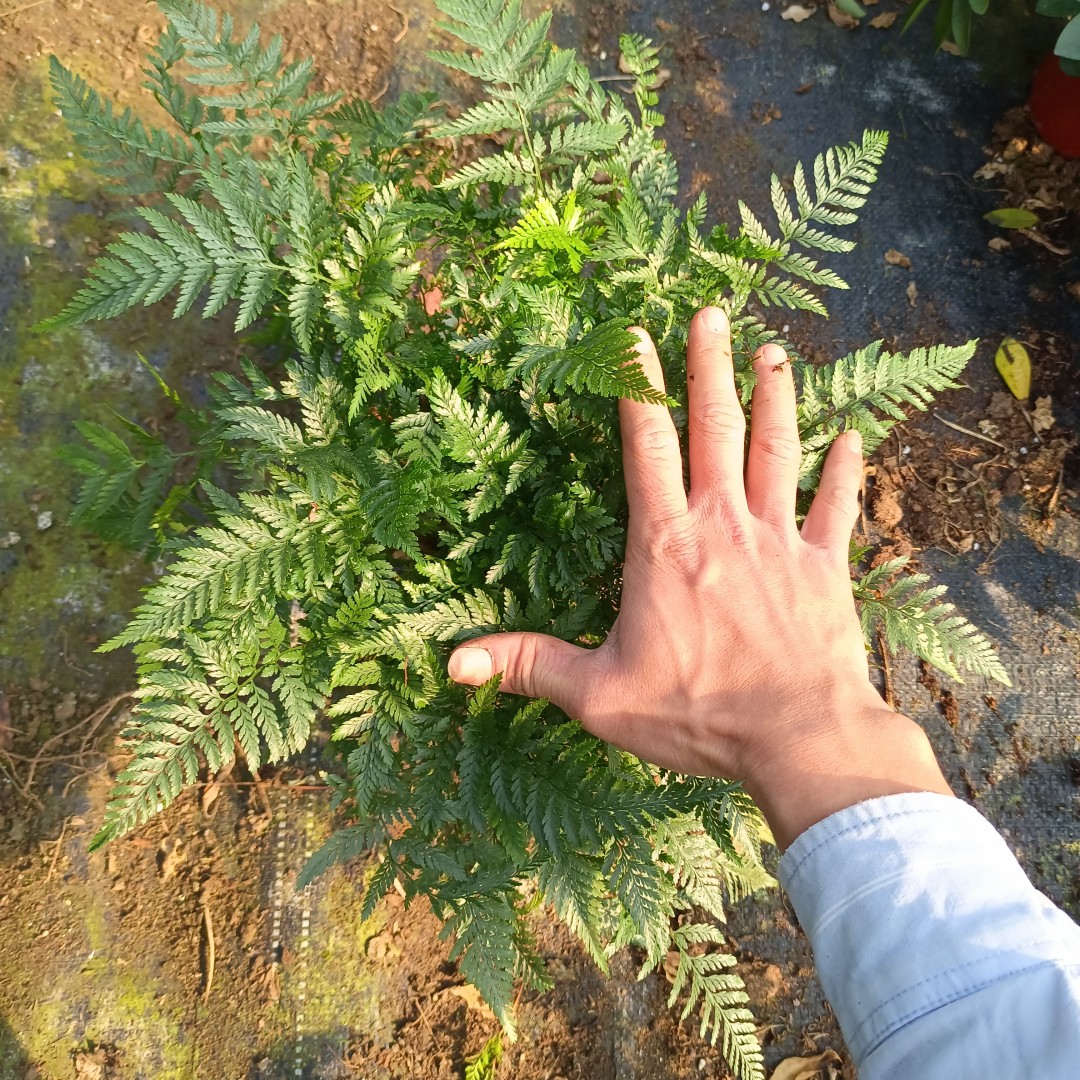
[1055,15,1080,59]
[952,0,972,52]
[1036,0,1080,17]
[967,0,989,16]
[983,208,1039,229]
[834,0,866,16]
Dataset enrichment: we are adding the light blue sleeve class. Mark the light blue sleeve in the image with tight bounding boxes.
[777,792,1080,1079]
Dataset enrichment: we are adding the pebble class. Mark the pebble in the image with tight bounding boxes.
[36,511,53,531]
[0,531,19,549]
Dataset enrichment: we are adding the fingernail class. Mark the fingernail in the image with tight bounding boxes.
[755,344,787,369]
[701,306,728,333]
[846,430,863,453]
[448,647,493,685]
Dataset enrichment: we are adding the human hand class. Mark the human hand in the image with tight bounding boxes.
[448,307,951,847]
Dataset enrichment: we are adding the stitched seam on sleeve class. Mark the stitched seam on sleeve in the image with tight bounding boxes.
[853,939,1065,1055]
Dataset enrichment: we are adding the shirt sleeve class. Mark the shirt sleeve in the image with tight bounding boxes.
[778,792,1080,1079]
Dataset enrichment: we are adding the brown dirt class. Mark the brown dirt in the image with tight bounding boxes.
[0,0,399,113]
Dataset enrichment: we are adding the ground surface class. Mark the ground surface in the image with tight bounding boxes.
[1,1,1078,1078]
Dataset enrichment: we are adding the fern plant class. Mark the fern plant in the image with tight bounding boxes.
[42,2,1010,1075]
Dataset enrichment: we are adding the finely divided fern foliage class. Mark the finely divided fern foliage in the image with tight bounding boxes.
[43,2,1009,1074]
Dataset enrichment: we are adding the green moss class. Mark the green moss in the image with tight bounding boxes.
[291,864,394,1049]
[16,883,196,1079]
[0,63,243,692]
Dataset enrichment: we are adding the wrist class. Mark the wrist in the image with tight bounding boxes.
[741,695,953,851]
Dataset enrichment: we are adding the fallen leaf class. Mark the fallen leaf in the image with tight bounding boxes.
[978,419,1001,439]
[795,80,816,93]
[827,1,859,27]
[884,248,911,269]
[974,161,1010,181]
[663,949,681,983]
[1018,229,1071,256]
[653,66,673,89]
[443,984,497,1021]
[781,3,817,21]
[869,10,898,27]
[984,207,1039,229]
[770,1048,842,1080]
[762,104,783,124]
[1068,282,1080,302]
[158,837,184,880]
[546,956,576,982]
[988,237,1011,252]
[1031,396,1055,433]
[940,40,961,54]
[995,337,1031,400]
[906,279,918,307]
[201,780,222,815]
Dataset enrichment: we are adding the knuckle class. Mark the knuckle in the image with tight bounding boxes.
[753,426,801,463]
[820,481,857,519]
[632,421,676,458]
[695,400,746,442]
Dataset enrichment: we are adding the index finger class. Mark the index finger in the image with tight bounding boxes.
[619,328,687,530]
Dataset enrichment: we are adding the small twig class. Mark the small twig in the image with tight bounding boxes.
[876,629,896,710]
[0,0,53,19]
[387,3,409,44]
[933,412,1006,449]
[1047,463,1065,518]
[250,769,275,819]
[201,902,216,1001]
[44,817,70,883]
[594,74,637,82]
[370,78,391,104]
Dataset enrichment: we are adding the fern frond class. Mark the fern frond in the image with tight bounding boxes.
[855,558,1011,685]
[797,340,976,484]
[667,923,764,1080]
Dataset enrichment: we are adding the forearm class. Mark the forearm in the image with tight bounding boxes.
[743,701,954,851]
[779,793,1080,1078]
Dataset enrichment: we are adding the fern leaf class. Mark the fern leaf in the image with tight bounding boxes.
[667,923,764,1080]
[856,557,1011,684]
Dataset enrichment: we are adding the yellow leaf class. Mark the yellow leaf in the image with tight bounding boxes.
[995,337,1031,400]
[441,984,497,1022]
[770,1048,842,1080]
[782,4,817,21]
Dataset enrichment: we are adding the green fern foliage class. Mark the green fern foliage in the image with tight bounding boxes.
[855,557,1012,684]
[42,2,1008,1075]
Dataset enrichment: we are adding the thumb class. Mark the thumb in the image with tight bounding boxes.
[448,633,592,713]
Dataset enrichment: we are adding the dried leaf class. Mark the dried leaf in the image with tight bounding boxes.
[770,1049,842,1080]
[940,40,961,54]
[782,4,817,21]
[158,837,184,880]
[995,337,1031,400]
[984,208,1040,229]
[663,949,681,983]
[201,780,222,815]
[906,279,918,307]
[827,2,860,28]
[1017,229,1070,256]
[974,161,1010,181]
[1068,282,1080,302]
[987,237,1011,252]
[869,10,898,27]
[443,984,497,1021]
[1031,396,1055,433]
[884,248,911,268]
